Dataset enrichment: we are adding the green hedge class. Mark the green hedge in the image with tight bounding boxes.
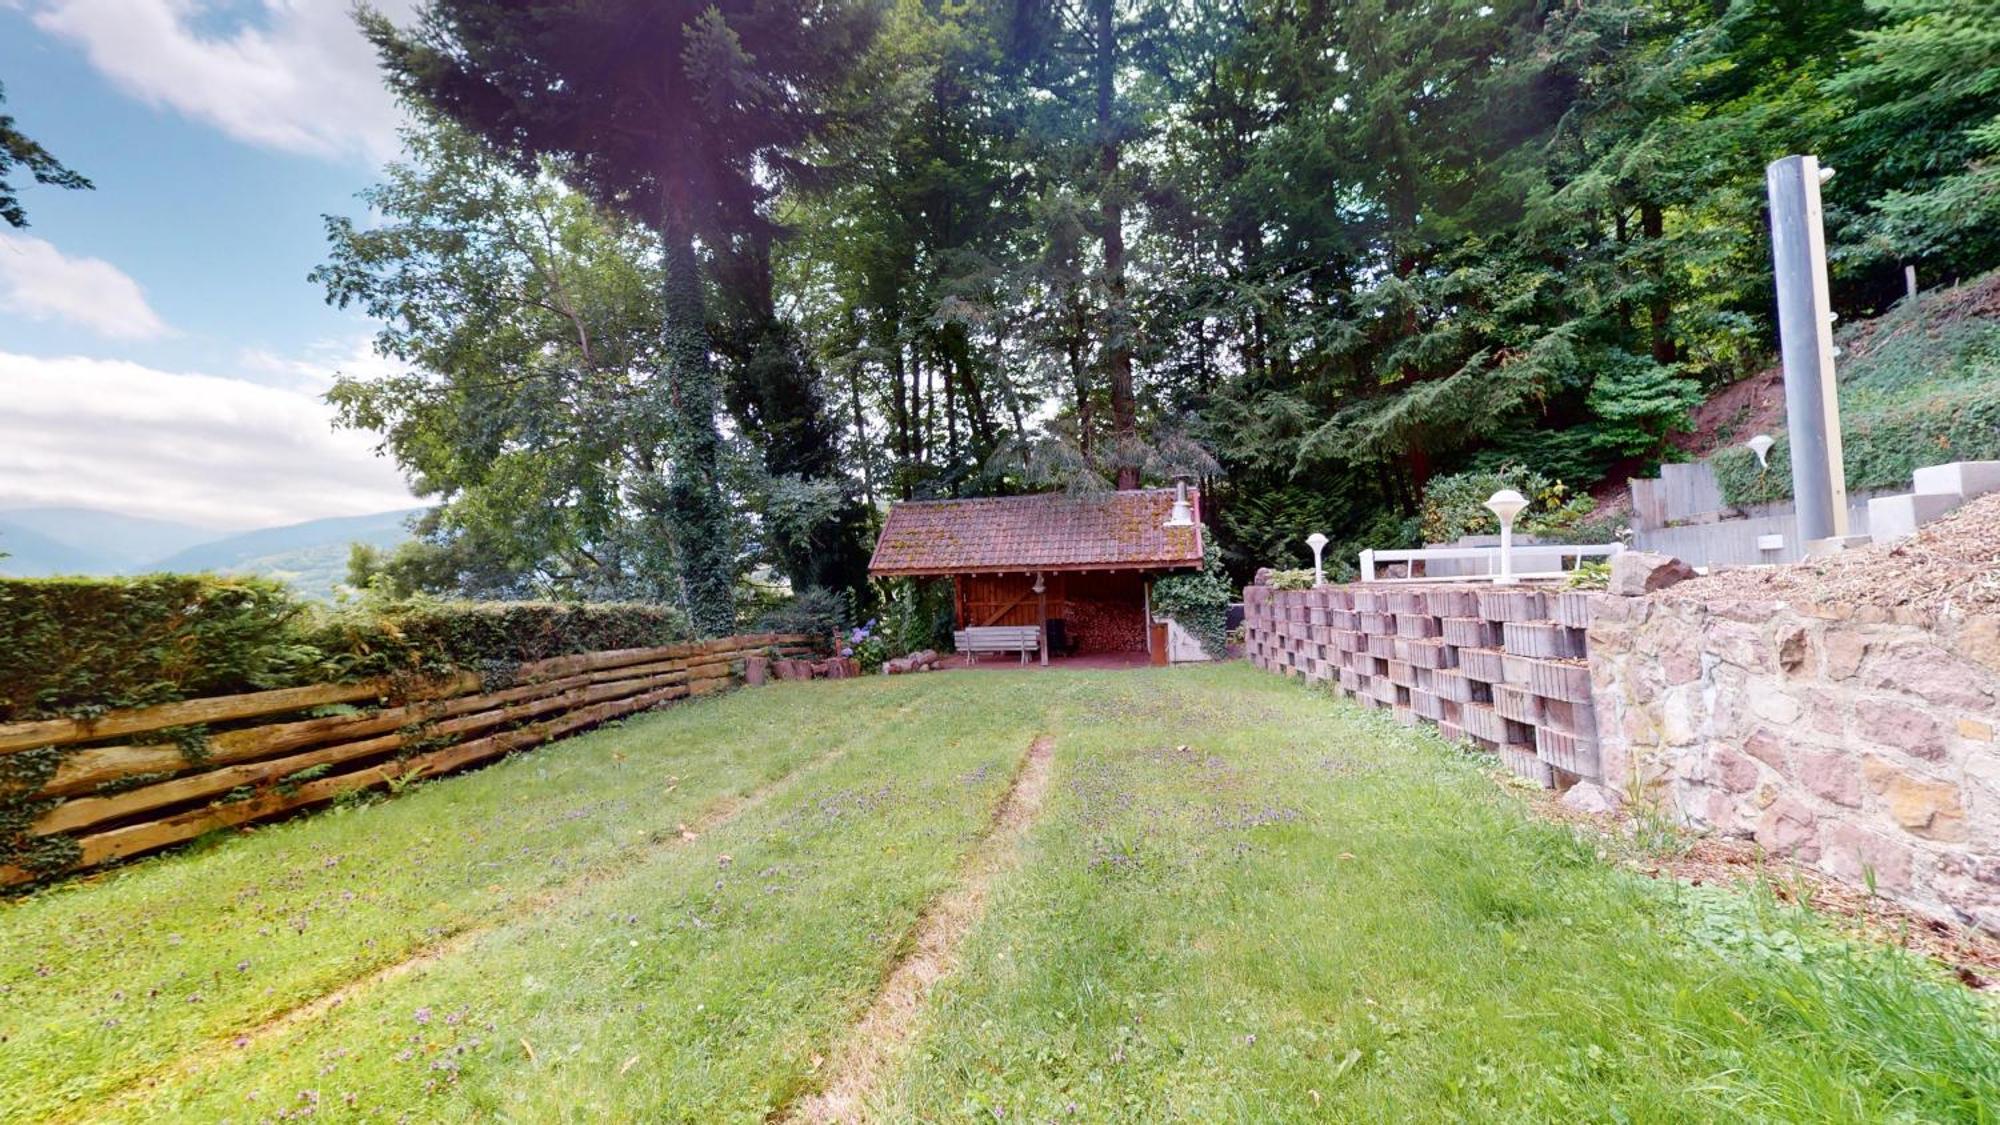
[0,575,314,722]
[0,575,692,723]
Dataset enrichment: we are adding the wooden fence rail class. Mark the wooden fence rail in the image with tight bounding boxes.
[0,632,816,887]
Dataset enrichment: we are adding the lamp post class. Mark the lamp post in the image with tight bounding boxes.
[1306,532,1328,587]
[1747,434,1775,470]
[1484,489,1529,583]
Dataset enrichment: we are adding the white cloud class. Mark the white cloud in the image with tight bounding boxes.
[24,0,419,164]
[0,231,172,339]
[238,334,400,393]
[0,350,417,529]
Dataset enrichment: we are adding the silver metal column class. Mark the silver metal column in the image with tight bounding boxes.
[1765,154,1850,540]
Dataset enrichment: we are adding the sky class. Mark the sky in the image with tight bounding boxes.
[0,0,425,529]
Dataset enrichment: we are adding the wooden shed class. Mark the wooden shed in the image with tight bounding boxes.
[867,488,1205,664]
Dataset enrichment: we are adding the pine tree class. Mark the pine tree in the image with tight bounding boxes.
[0,81,90,228]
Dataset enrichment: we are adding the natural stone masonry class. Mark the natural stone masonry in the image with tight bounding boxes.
[1590,590,2000,935]
[1244,583,1603,790]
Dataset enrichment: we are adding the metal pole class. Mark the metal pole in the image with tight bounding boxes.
[1905,264,1918,302]
[1497,519,1514,584]
[1766,154,1849,540]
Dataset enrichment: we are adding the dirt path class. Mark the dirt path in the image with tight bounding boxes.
[69,744,851,1123]
[781,735,1056,1124]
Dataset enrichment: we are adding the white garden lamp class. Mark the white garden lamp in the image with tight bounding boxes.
[1306,532,1329,587]
[1747,433,1775,470]
[1484,489,1529,583]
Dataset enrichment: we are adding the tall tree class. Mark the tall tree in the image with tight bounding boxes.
[1830,0,2000,282]
[0,81,90,228]
[315,121,675,600]
[364,0,878,634]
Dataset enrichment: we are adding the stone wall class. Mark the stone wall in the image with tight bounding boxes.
[1590,592,2000,933]
[1243,583,1601,788]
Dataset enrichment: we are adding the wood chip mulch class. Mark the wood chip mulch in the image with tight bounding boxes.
[1668,491,2000,614]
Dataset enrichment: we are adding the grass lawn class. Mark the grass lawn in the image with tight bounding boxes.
[3,663,1995,1121]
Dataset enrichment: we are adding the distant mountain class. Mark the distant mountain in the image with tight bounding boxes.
[0,507,216,572]
[152,509,422,600]
[0,507,422,600]
[0,519,118,577]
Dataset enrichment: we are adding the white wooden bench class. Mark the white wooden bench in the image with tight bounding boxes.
[953,625,1041,665]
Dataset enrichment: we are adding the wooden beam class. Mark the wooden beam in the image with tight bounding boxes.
[1037,571,1049,667]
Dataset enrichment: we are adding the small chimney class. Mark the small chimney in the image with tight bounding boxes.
[1164,478,1194,528]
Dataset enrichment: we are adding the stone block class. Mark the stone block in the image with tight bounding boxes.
[1527,658,1594,702]
[1608,551,1696,596]
[1504,621,1587,660]
[1368,634,1397,658]
[1821,823,1915,894]
[1795,750,1862,808]
[1864,643,1995,710]
[1441,616,1503,648]
[1432,669,1492,704]
[1500,745,1555,788]
[1858,699,1948,761]
[1387,591,1430,614]
[1405,638,1457,669]
[1411,689,1447,722]
[1461,702,1508,744]
[1352,589,1384,612]
[1755,795,1822,861]
[1551,591,1596,629]
[1476,589,1547,623]
[1538,697,1598,737]
[1424,588,1483,617]
[1359,612,1394,634]
[1493,684,1543,726]
[1387,660,1415,687]
[1560,780,1618,814]
[1437,720,1469,745]
[1501,653,1535,686]
[1396,613,1441,639]
[1863,757,1967,841]
[1458,647,1506,684]
[1536,727,1600,777]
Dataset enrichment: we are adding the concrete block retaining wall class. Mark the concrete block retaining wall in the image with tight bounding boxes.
[1244,578,2000,935]
[1243,584,1601,789]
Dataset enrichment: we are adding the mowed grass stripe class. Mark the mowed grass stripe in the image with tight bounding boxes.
[0,679,912,1121]
[884,664,2000,1122]
[785,734,1056,1124]
[90,674,1051,1122]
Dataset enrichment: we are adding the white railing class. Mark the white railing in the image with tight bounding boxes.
[1358,543,1624,584]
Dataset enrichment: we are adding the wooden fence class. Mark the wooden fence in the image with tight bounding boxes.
[0,632,815,886]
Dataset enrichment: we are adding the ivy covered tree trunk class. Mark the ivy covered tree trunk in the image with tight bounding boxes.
[659,218,737,636]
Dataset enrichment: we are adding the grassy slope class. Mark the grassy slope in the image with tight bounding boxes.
[3,665,1995,1121]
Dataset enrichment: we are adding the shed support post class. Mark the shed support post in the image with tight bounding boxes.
[1037,571,1048,667]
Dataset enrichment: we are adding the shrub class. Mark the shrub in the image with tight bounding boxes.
[1265,569,1318,591]
[1419,464,1595,544]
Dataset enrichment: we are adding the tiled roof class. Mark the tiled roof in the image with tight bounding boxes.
[868,489,1205,576]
